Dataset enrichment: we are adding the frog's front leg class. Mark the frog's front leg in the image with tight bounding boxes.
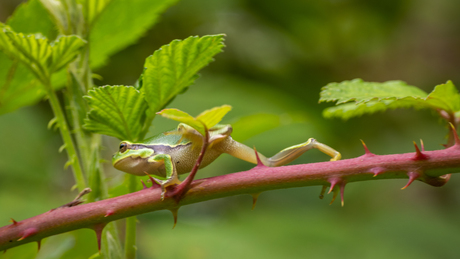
[148,154,181,200]
[216,137,341,167]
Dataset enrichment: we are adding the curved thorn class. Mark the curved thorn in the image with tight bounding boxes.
[370,167,385,177]
[104,209,115,217]
[140,179,148,190]
[328,178,340,194]
[253,147,266,168]
[413,141,428,160]
[169,208,179,229]
[329,188,338,205]
[420,139,425,152]
[251,193,261,210]
[449,122,460,146]
[10,218,18,225]
[340,182,346,207]
[401,171,421,190]
[144,172,161,188]
[18,227,38,241]
[319,185,327,199]
[37,240,41,252]
[360,139,373,155]
[93,223,106,252]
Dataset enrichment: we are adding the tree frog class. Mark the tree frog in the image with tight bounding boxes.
[112,123,341,198]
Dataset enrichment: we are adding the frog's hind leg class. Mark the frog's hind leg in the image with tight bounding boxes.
[217,137,340,167]
[265,138,341,167]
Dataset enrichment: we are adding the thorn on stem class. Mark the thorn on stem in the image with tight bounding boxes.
[37,240,41,251]
[169,208,179,229]
[360,139,374,156]
[449,123,460,146]
[251,193,261,210]
[319,185,327,199]
[340,182,346,207]
[144,172,161,188]
[401,171,421,190]
[10,218,18,225]
[93,223,106,252]
[140,179,148,190]
[328,178,340,194]
[104,209,115,217]
[412,141,428,160]
[329,188,339,205]
[420,139,425,152]
[370,167,385,177]
[253,147,266,168]
[17,227,38,241]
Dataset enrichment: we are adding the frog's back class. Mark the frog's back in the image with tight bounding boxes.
[142,131,189,146]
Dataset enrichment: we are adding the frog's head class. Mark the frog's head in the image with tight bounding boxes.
[112,141,156,176]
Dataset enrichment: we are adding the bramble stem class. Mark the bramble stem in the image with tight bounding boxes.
[1,144,460,251]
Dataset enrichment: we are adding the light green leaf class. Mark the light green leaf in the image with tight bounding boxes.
[142,34,225,118]
[50,35,86,72]
[320,78,428,104]
[1,26,52,81]
[158,105,232,135]
[196,104,232,129]
[84,85,149,141]
[90,0,179,68]
[425,81,460,113]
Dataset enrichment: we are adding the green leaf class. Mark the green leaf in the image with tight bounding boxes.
[50,35,86,72]
[425,81,460,113]
[1,26,52,81]
[78,0,112,27]
[142,35,225,118]
[158,105,232,135]
[7,0,55,37]
[320,78,427,104]
[84,85,149,141]
[320,79,460,120]
[90,0,179,68]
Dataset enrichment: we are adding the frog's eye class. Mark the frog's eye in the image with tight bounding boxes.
[119,142,128,153]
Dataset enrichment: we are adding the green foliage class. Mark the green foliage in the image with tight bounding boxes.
[84,35,226,140]
[0,25,86,84]
[142,34,226,118]
[158,105,232,135]
[320,78,460,120]
[90,0,179,68]
[84,85,148,141]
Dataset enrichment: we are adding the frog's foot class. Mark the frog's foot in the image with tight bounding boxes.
[150,173,182,201]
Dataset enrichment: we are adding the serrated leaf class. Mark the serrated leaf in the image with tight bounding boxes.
[320,78,428,104]
[84,85,148,141]
[1,26,52,80]
[320,79,460,120]
[142,34,225,117]
[425,81,460,113]
[90,0,179,68]
[158,105,232,135]
[50,35,86,72]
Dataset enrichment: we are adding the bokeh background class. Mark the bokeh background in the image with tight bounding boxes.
[1,0,460,258]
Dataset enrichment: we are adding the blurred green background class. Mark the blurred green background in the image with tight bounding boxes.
[2,0,460,258]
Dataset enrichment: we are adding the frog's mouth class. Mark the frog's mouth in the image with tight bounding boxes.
[113,156,166,178]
